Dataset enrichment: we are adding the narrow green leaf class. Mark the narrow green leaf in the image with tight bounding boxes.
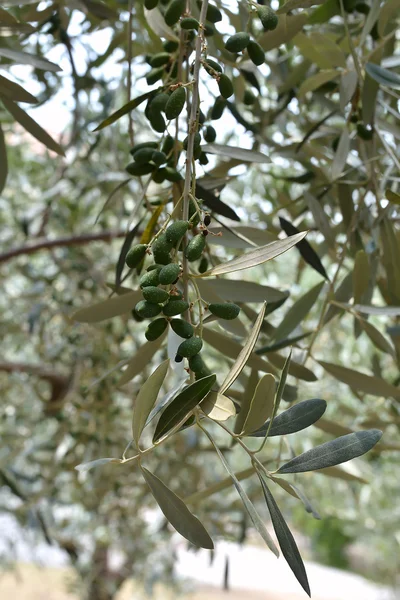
[0,74,38,103]
[2,98,65,156]
[267,351,317,382]
[259,13,308,51]
[202,143,270,164]
[386,189,400,205]
[277,0,325,13]
[271,477,321,519]
[93,89,159,131]
[132,359,169,444]
[118,334,167,386]
[318,360,400,398]
[219,303,267,394]
[153,374,216,443]
[198,278,288,304]
[298,69,338,97]
[304,192,335,247]
[200,426,279,557]
[324,272,353,324]
[257,473,310,596]
[241,374,276,435]
[141,467,214,549]
[201,392,236,421]
[273,281,324,342]
[359,319,396,358]
[247,398,327,437]
[316,465,368,483]
[352,304,400,316]
[265,350,291,440]
[314,418,353,437]
[0,124,7,194]
[353,250,369,304]
[279,217,328,279]
[72,290,143,322]
[197,232,307,277]
[277,429,383,474]
[331,125,350,181]
[0,48,61,71]
[75,458,122,472]
[256,332,311,354]
[365,62,400,90]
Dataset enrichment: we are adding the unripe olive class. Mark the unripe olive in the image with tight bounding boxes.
[247,40,265,66]
[152,233,173,265]
[185,234,206,261]
[162,135,174,155]
[218,74,234,99]
[204,125,216,143]
[165,220,189,244]
[126,162,155,176]
[206,3,222,23]
[145,0,159,8]
[163,40,179,52]
[225,32,250,53]
[164,166,183,182]
[204,24,215,36]
[177,336,203,358]
[165,86,186,120]
[211,96,227,120]
[133,147,155,164]
[158,262,181,285]
[357,123,374,140]
[145,318,168,341]
[142,286,170,304]
[189,198,201,226]
[149,92,170,114]
[163,299,189,316]
[146,66,164,86]
[204,58,223,74]
[198,256,208,273]
[199,152,209,165]
[164,0,185,26]
[150,52,170,67]
[243,89,256,105]
[140,268,161,287]
[129,141,158,155]
[170,318,194,338]
[135,300,162,319]
[189,354,212,379]
[125,244,148,268]
[181,17,200,30]
[151,150,167,166]
[149,112,166,133]
[257,6,278,30]
[208,302,241,320]
[183,132,201,151]
[152,168,167,184]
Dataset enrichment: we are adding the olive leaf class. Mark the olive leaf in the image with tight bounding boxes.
[75,458,122,473]
[247,398,327,438]
[200,426,279,557]
[241,374,276,435]
[198,278,288,304]
[0,74,38,103]
[141,467,214,549]
[118,334,167,386]
[132,359,169,444]
[279,217,328,279]
[0,125,7,195]
[257,472,311,597]
[196,232,307,277]
[153,374,216,442]
[270,476,321,519]
[2,98,65,156]
[202,143,271,163]
[277,429,383,474]
[365,62,400,90]
[93,89,160,131]
[272,281,324,342]
[0,47,61,71]
[72,290,143,322]
[201,392,236,421]
[318,360,400,398]
[219,302,267,394]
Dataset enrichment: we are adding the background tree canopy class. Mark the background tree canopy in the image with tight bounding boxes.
[0,0,399,598]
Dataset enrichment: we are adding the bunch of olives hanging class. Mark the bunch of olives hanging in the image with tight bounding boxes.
[126,217,240,378]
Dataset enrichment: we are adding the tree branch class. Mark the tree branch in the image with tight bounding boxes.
[0,230,127,264]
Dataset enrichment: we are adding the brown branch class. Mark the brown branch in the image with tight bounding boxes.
[0,230,127,264]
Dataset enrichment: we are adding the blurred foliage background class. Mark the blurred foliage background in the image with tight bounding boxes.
[1,0,400,598]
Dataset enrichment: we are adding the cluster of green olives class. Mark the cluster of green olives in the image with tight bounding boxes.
[126,217,241,375]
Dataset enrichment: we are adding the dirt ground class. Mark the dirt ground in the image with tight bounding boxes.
[0,564,319,600]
